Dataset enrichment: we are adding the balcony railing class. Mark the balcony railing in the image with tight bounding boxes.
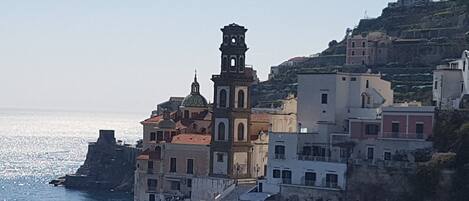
[381,132,425,140]
[282,178,292,184]
[274,154,285,160]
[297,155,347,163]
[147,168,154,174]
[304,180,315,186]
[147,186,157,192]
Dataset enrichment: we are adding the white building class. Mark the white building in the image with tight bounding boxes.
[297,72,393,133]
[251,72,393,201]
[433,50,469,110]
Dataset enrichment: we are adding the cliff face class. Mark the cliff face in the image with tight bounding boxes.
[254,1,469,106]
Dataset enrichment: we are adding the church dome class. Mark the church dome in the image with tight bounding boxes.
[181,72,208,108]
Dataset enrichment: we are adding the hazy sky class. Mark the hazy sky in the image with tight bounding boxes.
[0,0,390,113]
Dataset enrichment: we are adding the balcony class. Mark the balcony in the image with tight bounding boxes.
[274,154,285,160]
[381,132,425,140]
[281,178,292,184]
[304,179,315,187]
[297,155,347,163]
[147,168,154,174]
[147,186,157,192]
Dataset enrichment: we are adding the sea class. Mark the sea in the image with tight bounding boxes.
[0,108,146,201]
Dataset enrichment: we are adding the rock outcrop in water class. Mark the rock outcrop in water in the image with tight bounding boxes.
[61,130,141,192]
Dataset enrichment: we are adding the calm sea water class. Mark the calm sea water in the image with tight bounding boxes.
[0,108,146,201]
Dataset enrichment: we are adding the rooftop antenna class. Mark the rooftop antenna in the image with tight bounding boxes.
[364,10,369,19]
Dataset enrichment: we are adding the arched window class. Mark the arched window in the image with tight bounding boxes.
[219,89,227,108]
[237,123,244,141]
[237,90,245,108]
[362,42,366,47]
[231,58,236,67]
[155,146,162,160]
[218,122,225,141]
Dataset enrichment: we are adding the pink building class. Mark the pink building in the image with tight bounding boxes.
[350,105,435,140]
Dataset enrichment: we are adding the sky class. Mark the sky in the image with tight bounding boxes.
[0,0,390,114]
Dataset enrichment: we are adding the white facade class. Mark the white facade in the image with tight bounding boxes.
[433,50,469,110]
[262,132,347,194]
[297,72,393,133]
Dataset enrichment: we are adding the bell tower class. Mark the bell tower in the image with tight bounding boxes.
[210,23,254,179]
[220,24,248,73]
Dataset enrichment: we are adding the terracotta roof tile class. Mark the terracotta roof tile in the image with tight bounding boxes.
[171,134,211,145]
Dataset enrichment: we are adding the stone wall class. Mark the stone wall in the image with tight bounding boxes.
[278,185,344,201]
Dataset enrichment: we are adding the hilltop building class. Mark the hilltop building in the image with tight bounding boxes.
[346,32,391,66]
[433,50,469,110]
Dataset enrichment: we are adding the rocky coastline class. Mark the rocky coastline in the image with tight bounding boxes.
[51,130,141,193]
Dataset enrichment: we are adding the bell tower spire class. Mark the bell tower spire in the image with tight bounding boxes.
[191,69,200,94]
[219,23,248,74]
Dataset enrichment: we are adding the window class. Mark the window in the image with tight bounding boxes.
[462,83,465,93]
[416,123,424,139]
[367,147,374,160]
[281,170,292,184]
[187,159,194,174]
[274,145,285,159]
[351,77,357,81]
[362,51,365,56]
[273,169,280,178]
[321,94,328,104]
[362,41,366,47]
[352,42,355,48]
[342,77,346,81]
[157,131,163,142]
[187,178,192,188]
[218,122,225,141]
[230,58,236,68]
[434,81,438,90]
[352,51,355,56]
[365,124,379,135]
[148,161,154,169]
[217,153,224,162]
[150,132,156,141]
[170,158,176,173]
[231,37,236,44]
[147,179,157,191]
[170,181,180,190]
[184,110,189,119]
[305,172,316,186]
[155,146,162,160]
[366,80,369,88]
[237,90,245,108]
[326,174,338,188]
[464,60,466,71]
[384,151,392,161]
[219,89,227,108]
[302,146,312,155]
[392,122,400,134]
[149,194,156,201]
[237,123,245,141]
